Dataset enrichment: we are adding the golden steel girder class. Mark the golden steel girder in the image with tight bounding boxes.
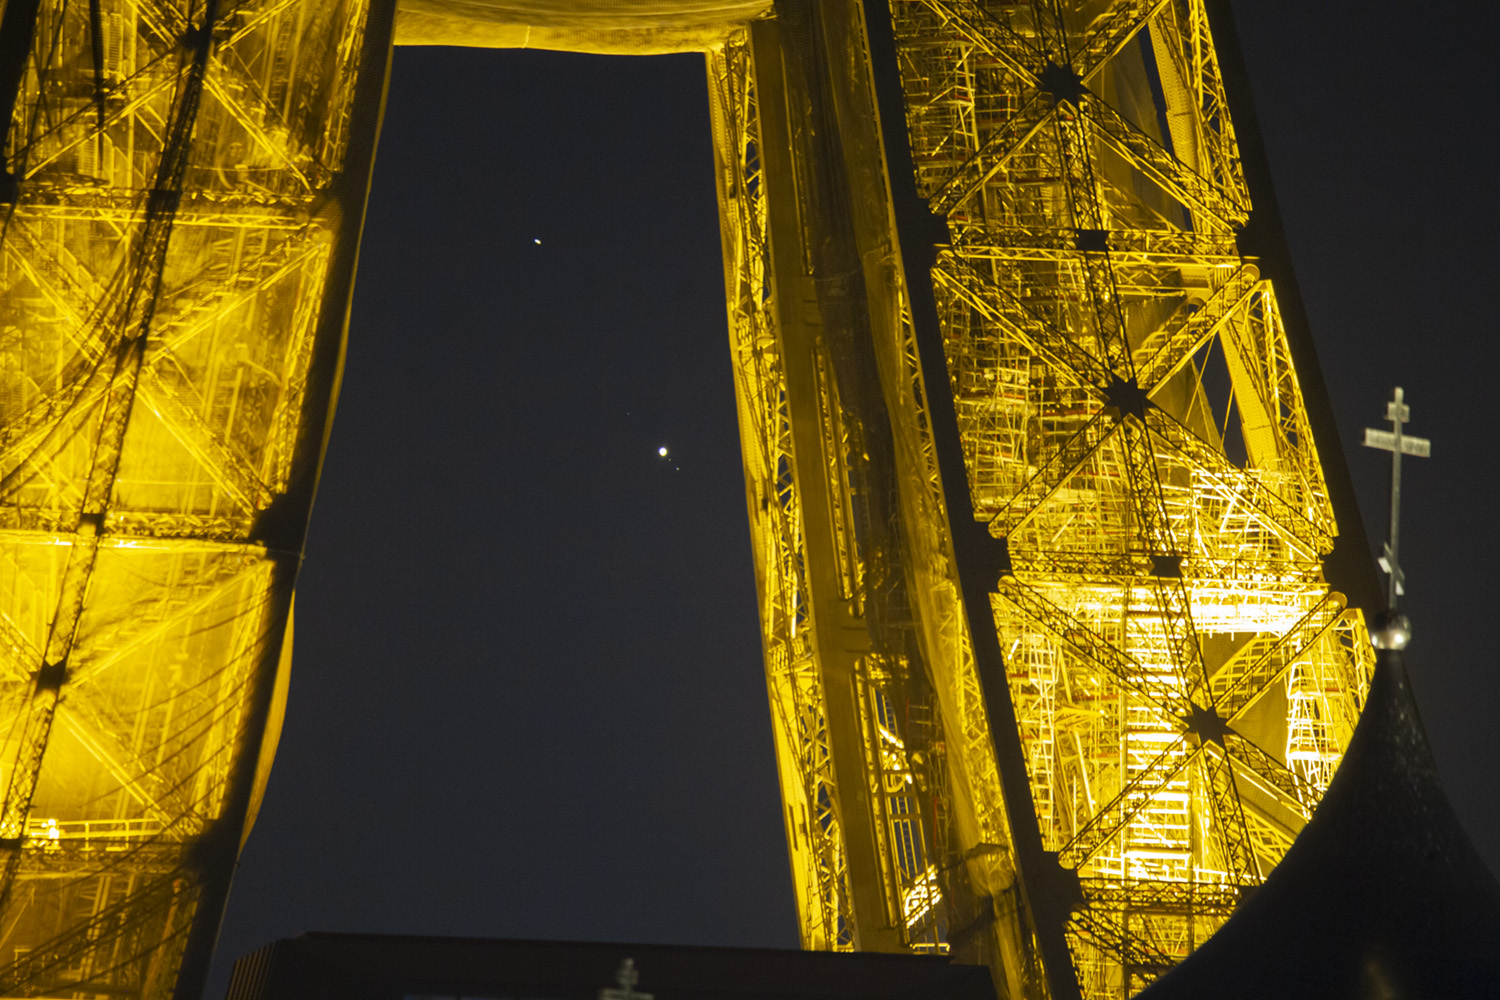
[0,0,392,995]
[710,3,1376,999]
[0,1,1378,998]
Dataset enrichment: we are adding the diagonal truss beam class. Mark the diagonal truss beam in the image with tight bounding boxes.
[1135,265,1259,391]
[135,375,271,516]
[1080,94,1247,230]
[1145,409,1331,556]
[1058,735,1199,868]
[935,254,1113,388]
[1224,733,1319,822]
[67,556,265,687]
[997,578,1190,716]
[57,705,176,827]
[1216,592,1345,720]
[1073,0,1171,83]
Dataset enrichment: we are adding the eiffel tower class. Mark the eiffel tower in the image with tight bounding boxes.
[0,2,1394,998]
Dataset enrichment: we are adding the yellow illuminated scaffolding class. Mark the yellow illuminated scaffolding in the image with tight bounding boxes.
[709,3,1374,998]
[0,0,1375,998]
[0,0,389,996]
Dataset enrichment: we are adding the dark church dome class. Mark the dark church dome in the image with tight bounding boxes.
[1138,649,1500,999]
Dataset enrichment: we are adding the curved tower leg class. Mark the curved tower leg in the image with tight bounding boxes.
[0,2,394,996]
[713,3,1378,996]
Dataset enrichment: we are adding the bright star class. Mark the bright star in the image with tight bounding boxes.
[658,446,669,457]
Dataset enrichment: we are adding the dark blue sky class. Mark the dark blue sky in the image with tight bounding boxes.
[204,4,1500,996]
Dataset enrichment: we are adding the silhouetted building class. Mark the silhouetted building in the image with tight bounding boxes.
[1135,648,1500,999]
[224,935,998,1000]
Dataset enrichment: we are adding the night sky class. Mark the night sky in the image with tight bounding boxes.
[203,4,1500,996]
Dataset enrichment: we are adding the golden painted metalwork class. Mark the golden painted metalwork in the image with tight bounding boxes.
[0,0,1374,997]
[0,0,385,995]
[709,3,1374,998]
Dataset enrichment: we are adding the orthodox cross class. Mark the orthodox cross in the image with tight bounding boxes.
[1362,387,1430,611]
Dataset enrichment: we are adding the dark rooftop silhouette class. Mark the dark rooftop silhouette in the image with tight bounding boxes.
[1138,648,1500,999]
[224,933,997,1000]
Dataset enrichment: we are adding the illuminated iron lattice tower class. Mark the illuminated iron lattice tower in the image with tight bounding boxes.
[709,3,1377,999]
[0,0,389,996]
[0,1,1377,999]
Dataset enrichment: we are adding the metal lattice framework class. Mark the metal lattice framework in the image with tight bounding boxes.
[0,0,1373,997]
[0,0,385,995]
[710,2,1375,998]
[709,24,956,956]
